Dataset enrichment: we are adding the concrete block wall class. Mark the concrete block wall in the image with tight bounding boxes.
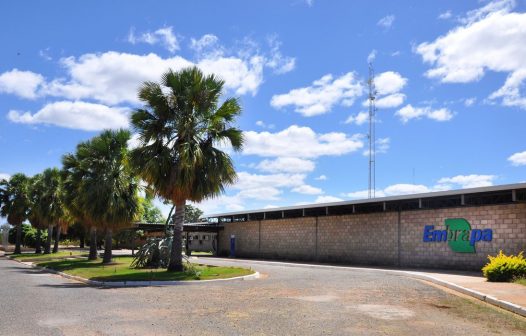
[217,203,526,270]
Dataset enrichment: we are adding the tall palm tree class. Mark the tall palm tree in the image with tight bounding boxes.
[73,129,140,264]
[0,174,30,254]
[27,174,47,254]
[39,168,64,254]
[130,67,243,271]
[62,147,99,260]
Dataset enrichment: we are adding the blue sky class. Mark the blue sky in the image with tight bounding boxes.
[1,0,525,216]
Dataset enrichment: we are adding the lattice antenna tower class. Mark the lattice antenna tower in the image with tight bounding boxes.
[368,62,377,199]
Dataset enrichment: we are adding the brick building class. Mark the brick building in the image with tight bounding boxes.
[207,183,526,270]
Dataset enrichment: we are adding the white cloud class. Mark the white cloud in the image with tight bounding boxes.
[190,34,221,57]
[508,150,526,166]
[1,36,295,109]
[362,137,390,156]
[345,111,369,125]
[438,10,453,20]
[292,184,323,195]
[0,173,11,181]
[256,157,315,174]
[436,174,496,189]
[266,35,296,74]
[375,71,407,95]
[367,50,377,63]
[305,0,314,7]
[395,104,453,123]
[416,1,526,109]
[270,72,364,116]
[243,125,363,158]
[362,71,408,109]
[315,175,327,181]
[255,120,275,129]
[464,97,476,106]
[314,195,343,203]
[8,101,130,131]
[0,69,44,99]
[344,174,496,199]
[377,15,395,29]
[375,93,406,109]
[128,26,179,53]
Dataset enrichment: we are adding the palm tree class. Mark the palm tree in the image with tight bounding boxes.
[39,168,64,254]
[27,174,47,254]
[73,129,140,264]
[130,67,243,271]
[62,148,99,260]
[0,174,30,254]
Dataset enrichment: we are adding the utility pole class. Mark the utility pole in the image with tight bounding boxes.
[368,62,377,199]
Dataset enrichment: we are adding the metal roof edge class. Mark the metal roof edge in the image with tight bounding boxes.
[204,182,526,218]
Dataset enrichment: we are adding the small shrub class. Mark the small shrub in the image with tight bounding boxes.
[482,250,526,282]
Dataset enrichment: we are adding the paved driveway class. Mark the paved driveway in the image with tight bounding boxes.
[0,256,525,335]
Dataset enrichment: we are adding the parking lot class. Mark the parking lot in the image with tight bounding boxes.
[1,256,525,336]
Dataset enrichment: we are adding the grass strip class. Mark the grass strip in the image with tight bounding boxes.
[37,256,253,282]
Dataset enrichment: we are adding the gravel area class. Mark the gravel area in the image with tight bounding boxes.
[1,256,525,335]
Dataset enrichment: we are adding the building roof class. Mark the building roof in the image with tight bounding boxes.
[206,182,526,221]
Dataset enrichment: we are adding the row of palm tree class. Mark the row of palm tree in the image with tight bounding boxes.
[0,67,244,270]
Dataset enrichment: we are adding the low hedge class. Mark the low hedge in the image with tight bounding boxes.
[482,250,526,282]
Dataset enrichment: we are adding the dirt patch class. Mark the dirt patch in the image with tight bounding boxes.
[354,304,415,320]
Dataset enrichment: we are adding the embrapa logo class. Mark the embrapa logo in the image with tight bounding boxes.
[423,218,492,253]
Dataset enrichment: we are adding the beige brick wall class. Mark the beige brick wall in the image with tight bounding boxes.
[217,203,526,270]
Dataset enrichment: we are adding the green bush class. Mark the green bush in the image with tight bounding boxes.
[8,224,48,248]
[482,250,526,282]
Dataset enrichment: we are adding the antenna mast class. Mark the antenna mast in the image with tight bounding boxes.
[368,62,377,199]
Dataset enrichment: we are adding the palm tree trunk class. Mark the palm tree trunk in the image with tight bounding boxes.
[53,226,60,253]
[167,201,185,272]
[35,229,42,254]
[79,227,85,248]
[164,204,175,236]
[88,227,98,260]
[14,222,22,254]
[44,225,52,254]
[103,229,113,264]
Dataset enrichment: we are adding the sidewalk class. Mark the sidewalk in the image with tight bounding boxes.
[404,269,526,316]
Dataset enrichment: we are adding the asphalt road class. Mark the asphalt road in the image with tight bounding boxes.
[0,256,525,336]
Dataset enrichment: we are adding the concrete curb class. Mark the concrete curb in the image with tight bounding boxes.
[199,257,526,318]
[6,256,259,287]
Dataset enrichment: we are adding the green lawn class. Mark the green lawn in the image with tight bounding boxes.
[37,256,253,282]
[10,251,87,262]
[514,278,526,286]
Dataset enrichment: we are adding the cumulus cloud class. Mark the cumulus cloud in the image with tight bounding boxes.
[314,195,343,203]
[243,125,363,158]
[377,15,395,29]
[0,35,295,110]
[416,0,526,109]
[362,71,408,109]
[345,174,496,199]
[128,26,179,53]
[436,174,496,189]
[315,175,327,181]
[395,104,453,123]
[255,120,275,129]
[0,173,11,181]
[256,157,315,174]
[345,111,369,125]
[0,69,44,99]
[291,184,323,195]
[508,151,526,166]
[8,101,130,131]
[270,72,364,116]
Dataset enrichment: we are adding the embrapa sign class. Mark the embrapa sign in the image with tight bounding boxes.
[423,218,492,253]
